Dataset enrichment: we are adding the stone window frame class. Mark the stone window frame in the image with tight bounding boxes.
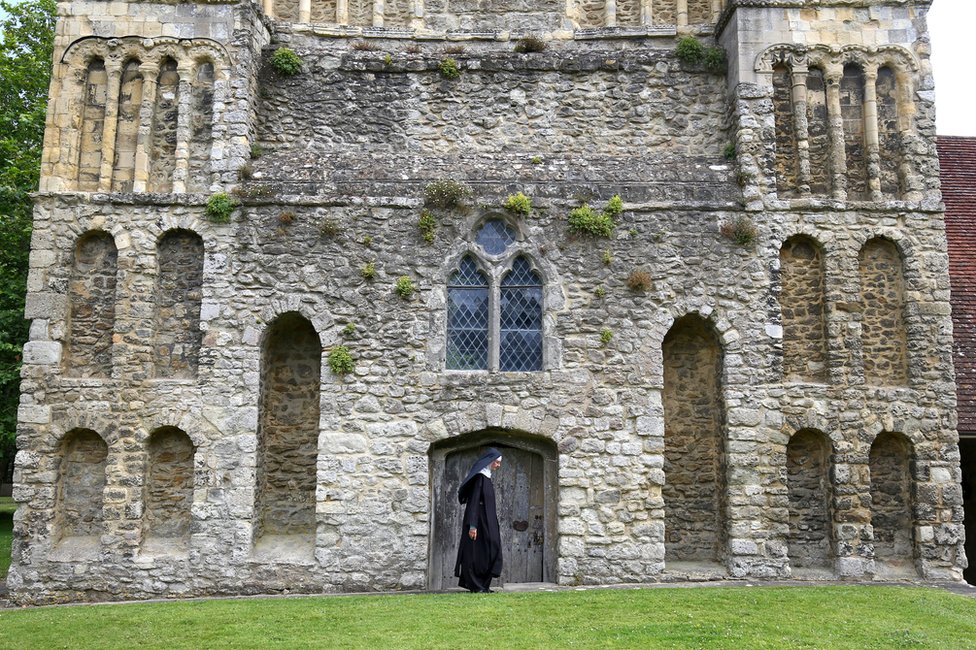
[435,213,561,373]
[755,43,922,202]
[55,36,229,194]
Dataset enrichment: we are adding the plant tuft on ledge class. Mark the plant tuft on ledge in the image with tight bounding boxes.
[270,47,302,76]
[567,194,623,238]
[395,275,416,299]
[503,191,532,217]
[675,36,726,73]
[328,345,355,376]
[205,192,237,224]
[424,179,471,209]
[514,35,548,53]
[418,210,437,243]
[720,215,759,247]
[439,57,461,79]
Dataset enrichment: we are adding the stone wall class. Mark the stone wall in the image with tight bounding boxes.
[55,429,108,541]
[8,0,967,603]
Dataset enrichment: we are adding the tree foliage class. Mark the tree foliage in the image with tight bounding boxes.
[0,0,56,481]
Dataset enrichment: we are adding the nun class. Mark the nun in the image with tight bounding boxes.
[454,447,503,593]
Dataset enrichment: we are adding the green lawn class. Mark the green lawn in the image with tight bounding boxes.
[0,586,972,649]
[0,497,13,580]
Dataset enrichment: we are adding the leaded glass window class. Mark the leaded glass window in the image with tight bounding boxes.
[475,219,517,256]
[447,256,489,370]
[500,257,543,371]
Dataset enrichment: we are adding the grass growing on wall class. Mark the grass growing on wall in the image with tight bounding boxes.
[0,586,973,648]
[0,496,14,580]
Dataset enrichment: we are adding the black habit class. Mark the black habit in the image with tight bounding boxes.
[454,450,503,592]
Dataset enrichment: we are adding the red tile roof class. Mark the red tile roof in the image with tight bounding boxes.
[938,136,976,433]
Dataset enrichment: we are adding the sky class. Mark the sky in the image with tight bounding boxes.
[0,1,971,134]
[928,1,976,136]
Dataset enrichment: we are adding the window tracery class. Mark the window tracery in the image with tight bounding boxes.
[446,220,544,372]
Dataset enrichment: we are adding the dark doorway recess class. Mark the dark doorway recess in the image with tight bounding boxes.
[428,429,558,591]
[961,436,976,585]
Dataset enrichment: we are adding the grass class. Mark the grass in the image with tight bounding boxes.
[0,586,972,649]
[0,497,13,581]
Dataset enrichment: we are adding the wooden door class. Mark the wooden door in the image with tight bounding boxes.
[432,444,546,589]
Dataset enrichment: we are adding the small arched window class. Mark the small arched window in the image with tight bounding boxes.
[446,221,544,372]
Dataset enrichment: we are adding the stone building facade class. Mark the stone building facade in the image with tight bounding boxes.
[8,0,967,603]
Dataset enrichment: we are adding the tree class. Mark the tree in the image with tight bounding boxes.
[0,0,56,485]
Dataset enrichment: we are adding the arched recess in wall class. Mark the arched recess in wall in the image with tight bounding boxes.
[142,427,195,552]
[274,0,301,22]
[786,429,833,571]
[778,236,828,383]
[111,59,144,192]
[806,66,831,196]
[254,312,321,558]
[876,65,905,198]
[858,237,908,386]
[55,428,108,544]
[347,0,371,26]
[65,230,118,378]
[383,0,412,27]
[651,0,676,24]
[187,61,216,193]
[77,58,108,191]
[869,432,917,574]
[428,429,559,590]
[153,229,204,379]
[148,58,180,193]
[840,63,869,200]
[772,64,800,198]
[662,314,727,565]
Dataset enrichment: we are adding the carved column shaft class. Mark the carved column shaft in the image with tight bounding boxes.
[97,63,123,192]
[132,64,158,194]
[373,0,385,27]
[711,0,722,23]
[677,0,688,30]
[410,0,424,30]
[299,0,311,22]
[825,65,847,201]
[172,72,193,194]
[606,0,617,27]
[263,0,274,18]
[863,65,882,201]
[337,0,349,24]
[791,65,813,196]
[641,0,652,25]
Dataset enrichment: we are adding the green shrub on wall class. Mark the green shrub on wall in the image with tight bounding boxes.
[270,47,302,76]
[328,345,355,375]
[205,192,237,223]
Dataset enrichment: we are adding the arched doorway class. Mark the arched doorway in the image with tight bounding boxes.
[429,429,558,590]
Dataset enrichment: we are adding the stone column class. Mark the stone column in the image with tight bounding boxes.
[337,0,349,24]
[605,0,617,27]
[97,62,123,192]
[299,0,311,23]
[263,0,274,18]
[641,0,652,25]
[790,64,813,196]
[676,0,688,31]
[373,0,385,27]
[172,67,194,195]
[132,62,159,194]
[825,64,847,201]
[862,65,882,201]
[410,0,424,30]
[895,67,921,200]
[711,0,721,22]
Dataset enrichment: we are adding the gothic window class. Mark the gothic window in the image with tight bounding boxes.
[447,256,489,370]
[446,220,544,372]
[500,257,543,372]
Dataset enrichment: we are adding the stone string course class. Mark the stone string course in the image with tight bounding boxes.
[9,0,965,604]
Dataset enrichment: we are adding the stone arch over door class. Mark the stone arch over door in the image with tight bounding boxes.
[428,429,558,590]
